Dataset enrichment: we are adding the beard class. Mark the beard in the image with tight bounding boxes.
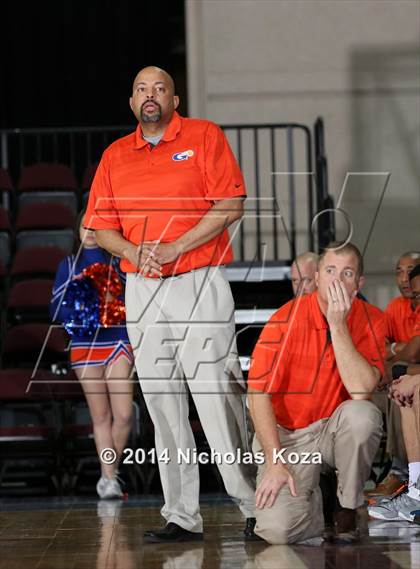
[141,102,162,123]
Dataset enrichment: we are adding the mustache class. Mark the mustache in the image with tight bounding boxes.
[141,101,162,111]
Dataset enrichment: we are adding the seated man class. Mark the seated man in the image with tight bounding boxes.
[290,252,319,296]
[367,252,420,499]
[368,264,420,522]
[386,253,420,364]
[248,241,385,544]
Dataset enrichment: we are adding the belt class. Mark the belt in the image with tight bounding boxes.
[159,265,225,279]
[159,271,189,280]
[135,269,192,280]
[136,266,224,280]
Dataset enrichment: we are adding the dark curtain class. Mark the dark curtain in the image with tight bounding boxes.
[0,0,186,128]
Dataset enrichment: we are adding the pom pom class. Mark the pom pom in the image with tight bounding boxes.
[62,279,100,337]
[82,262,126,327]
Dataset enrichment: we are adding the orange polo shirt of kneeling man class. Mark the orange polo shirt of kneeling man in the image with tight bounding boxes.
[248,292,386,431]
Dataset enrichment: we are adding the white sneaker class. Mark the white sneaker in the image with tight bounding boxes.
[96,475,124,499]
[368,483,420,523]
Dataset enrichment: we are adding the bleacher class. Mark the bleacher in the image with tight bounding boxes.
[0,117,335,496]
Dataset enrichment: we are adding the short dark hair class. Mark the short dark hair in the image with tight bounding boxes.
[319,241,364,277]
[409,264,420,282]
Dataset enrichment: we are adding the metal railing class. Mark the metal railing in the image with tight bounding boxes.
[1,118,333,262]
[222,123,314,262]
[0,126,132,184]
[314,117,335,248]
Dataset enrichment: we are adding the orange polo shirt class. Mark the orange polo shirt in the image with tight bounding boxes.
[248,292,386,430]
[385,296,420,343]
[84,112,246,275]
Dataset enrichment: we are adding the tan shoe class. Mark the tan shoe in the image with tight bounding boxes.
[364,472,406,500]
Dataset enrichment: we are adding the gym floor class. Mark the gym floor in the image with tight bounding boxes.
[0,495,418,569]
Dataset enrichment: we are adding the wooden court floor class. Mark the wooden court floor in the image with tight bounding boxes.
[0,496,419,568]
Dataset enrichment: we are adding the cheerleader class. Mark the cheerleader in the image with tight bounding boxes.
[50,210,134,499]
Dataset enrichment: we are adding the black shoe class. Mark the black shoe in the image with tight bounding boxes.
[320,471,359,544]
[244,517,265,542]
[143,522,203,543]
[333,508,359,544]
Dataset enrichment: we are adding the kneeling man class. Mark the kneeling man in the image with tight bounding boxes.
[248,242,385,544]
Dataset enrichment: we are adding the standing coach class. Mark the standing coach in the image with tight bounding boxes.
[85,66,256,542]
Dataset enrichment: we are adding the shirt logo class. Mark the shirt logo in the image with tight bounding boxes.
[172,150,194,162]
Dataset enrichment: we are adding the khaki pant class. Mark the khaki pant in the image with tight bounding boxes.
[387,399,408,462]
[401,384,420,462]
[253,400,382,544]
[125,267,256,532]
[372,391,407,463]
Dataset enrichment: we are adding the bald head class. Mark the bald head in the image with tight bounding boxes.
[396,251,420,299]
[291,252,319,296]
[132,66,175,95]
[129,66,179,131]
[398,251,420,265]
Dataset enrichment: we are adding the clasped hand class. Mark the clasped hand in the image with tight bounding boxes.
[389,375,416,408]
[126,240,182,277]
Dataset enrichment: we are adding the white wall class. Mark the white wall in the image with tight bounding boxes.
[185,0,420,308]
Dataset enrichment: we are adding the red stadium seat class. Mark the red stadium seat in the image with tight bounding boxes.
[18,163,77,192]
[51,369,84,399]
[0,368,57,400]
[0,368,83,401]
[0,256,7,307]
[0,368,63,494]
[0,167,13,209]
[2,323,69,368]
[0,206,12,267]
[11,246,66,281]
[18,163,79,213]
[16,203,75,252]
[0,206,12,230]
[7,278,53,324]
[81,162,98,208]
[0,167,13,191]
[16,202,75,230]
[81,162,98,192]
